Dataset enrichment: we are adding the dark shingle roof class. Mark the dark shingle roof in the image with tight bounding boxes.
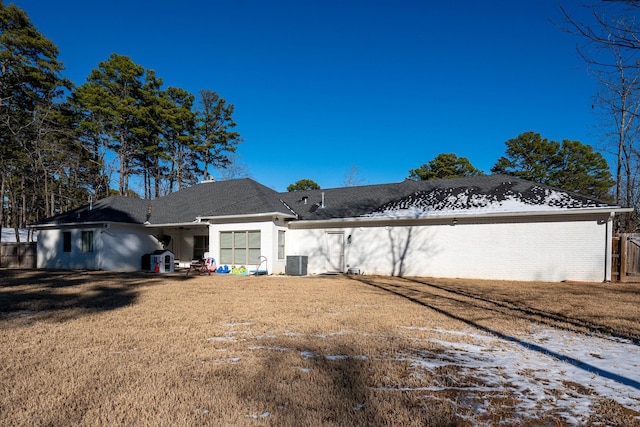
[278,181,422,220]
[279,174,619,220]
[148,178,293,223]
[33,179,294,226]
[32,175,622,227]
[31,196,150,226]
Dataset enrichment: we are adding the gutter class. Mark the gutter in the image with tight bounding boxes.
[287,207,635,228]
[143,221,210,228]
[194,212,297,222]
[29,211,297,230]
[28,221,126,230]
[29,220,208,230]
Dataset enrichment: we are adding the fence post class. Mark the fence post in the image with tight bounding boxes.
[620,234,628,282]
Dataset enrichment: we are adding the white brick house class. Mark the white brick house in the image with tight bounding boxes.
[31,175,631,282]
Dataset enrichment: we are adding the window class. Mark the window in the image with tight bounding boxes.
[81,231,93,253]
[220,231,260,265]
[193,235,209,260]
[63,232,71,252]
[278,230,285,260]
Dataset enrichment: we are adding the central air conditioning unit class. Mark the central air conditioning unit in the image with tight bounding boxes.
[285,255,308,276]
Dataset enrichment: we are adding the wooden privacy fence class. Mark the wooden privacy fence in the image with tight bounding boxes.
[612,233,640,283]
[0,243,37,269]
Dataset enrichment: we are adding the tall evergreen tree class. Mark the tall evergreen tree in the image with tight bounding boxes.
[162,87,197,193]
[0,1,73,235]
[287,179,320,191]
[491,132,560,183]
[74,53,151,196]
[491,132,614,200]
[409,153,483,181]
[195,89,241,181]
[134,69,166,199]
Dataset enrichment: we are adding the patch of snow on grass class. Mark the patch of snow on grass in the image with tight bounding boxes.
[248,345,290,352]
[212,357,241,365]
[300,350,367,361]
[404,326,640,424]
[225,322,253,327]
[206,336,236,342]
[209,322,638,423]
[245,411,270,419]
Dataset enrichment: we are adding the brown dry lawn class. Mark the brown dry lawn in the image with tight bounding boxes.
[1,269,639,426]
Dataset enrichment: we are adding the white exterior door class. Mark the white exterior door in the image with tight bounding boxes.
[326,232,344,273]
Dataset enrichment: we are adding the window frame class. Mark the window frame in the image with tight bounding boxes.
[219,230,261,265]
[81,231,94,253]
[63,231,72,252]
[277,230,285,260]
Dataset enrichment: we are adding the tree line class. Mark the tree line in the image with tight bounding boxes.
[4,1,640,239]
[290,131,614,203]
[408,132,614,201]
[0,2,240,238]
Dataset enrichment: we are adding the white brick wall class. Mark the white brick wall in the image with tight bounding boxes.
[287,214,612,282]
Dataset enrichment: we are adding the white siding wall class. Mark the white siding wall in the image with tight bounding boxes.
[287,216,610,282]
[37,224,160,271]
[98,224,161,271]
[37,227,98,270]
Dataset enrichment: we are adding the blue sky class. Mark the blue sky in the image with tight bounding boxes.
[15,0,602,192]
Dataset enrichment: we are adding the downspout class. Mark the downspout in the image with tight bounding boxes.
[604,212,614,283]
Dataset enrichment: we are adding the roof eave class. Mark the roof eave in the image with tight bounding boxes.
[287,207,633,228]
[195,212,297,222]
[28,220,141,229]
[143,221,210,228]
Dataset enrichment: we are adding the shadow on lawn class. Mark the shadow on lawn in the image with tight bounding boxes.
[236,343,374,425]
[409,277,640,345]
[351,275,640,392]
[0,269,159,323]
[232,339,458,426]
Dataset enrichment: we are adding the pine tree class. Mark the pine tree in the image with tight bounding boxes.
[74,53,149,196]
[162,87,197,193]
[195,89,241,181]
[0,1,73,234]
[491,132,614,200]
[409,153,483,181]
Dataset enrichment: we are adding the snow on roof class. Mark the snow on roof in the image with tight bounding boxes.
[366,184,612,218]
